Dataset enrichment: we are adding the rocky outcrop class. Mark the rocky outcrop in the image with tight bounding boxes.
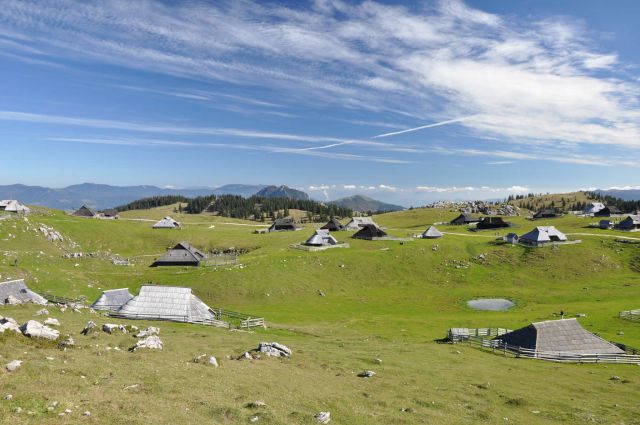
[20,320,60,341]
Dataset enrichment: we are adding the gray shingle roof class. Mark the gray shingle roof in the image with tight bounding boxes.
[304,229,338,246]
[91,288,134,311]
[0,279,47,304]
[116,285,214,323]
[73,205,96,217]
[344,217,377,230]
[421,226,443,239]
[152,216,181,229]
[151,241,206,267]
[497,318,624,355]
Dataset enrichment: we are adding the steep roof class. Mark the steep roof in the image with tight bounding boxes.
[421,226,443,239]
[0,279,47,305]
[116,285,214,323]
[151,241,206,266]
[153,216,181,229]
[320,218,344,231]
[91,288,134,312]
[73,205,96,217]
[520,226,567,243]
[496,318,624,355]
[352,224,387,239]
[451,213,480,224]
[533,209,557,218]
[0,200,30,213]
[619,215,640,229]
[344,216,377,230]
[304,229,338,246]
[477,216,509,228]
[268,218,299,232]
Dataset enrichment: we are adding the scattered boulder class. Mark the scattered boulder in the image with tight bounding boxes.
[136,326,160,338]
[59,335,75,347]
[20,320,60,341]
[193,354,219,367]
[257,342,292,357]
[5,295,21,305]
[129,335,163,352]
[246,401,266,409]
[34,308,49,316]
[0,318,21,333]
[357,370,376,378]
[102,324,123,334]
[81,321,97,335]
[44,318,60,327]
[83,411,91,417]
[611,375,621,381]
[315,411,331,424]
[3,394,13,400]
[5,360,22,372]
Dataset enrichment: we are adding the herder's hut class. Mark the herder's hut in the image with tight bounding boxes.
[532,209,558,219]
[450,213,480,225]
[352,224,388,240]
[344,216,378,230]
[0,200,30,214]
[495,318,624,355]
[599,219,613,230]
[476,217,510,229]
[153,216,181,229]
[618,215,640,231]
[100,209,120,219]
[114,285,215,323]
[72,205,97,218]
[583,202,605,215]
[268,218,299,232]
[151,241,206,267]
[594,206,623,217]
[420,226,443,239]
[91,288,134,312]
[320,218,344,232]
[504,233,519,244]
[0,279,47,305]
[304,229,339,246]
[519,226,567,246]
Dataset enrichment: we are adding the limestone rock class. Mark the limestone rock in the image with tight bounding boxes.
[5,295,21,305]
[129,335,163,352]
[44,318,60,327]
[357,370,376,378]
[5,360,22,372]
[102,324,118,334]
[257,342,292,357]
[0,319,21,334]
[136,326,160,338]
[20,320,60,341]
[81,321,97,335]
[34,308,49,316]
[59,335,75,347]
[315,411,331,424]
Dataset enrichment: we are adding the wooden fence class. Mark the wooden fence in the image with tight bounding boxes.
[449,330,640,364]
[211,307,266,329]
[202,253,238,267]
[42,293,87,305]
[447,327,512,342]
[619,309,640,321]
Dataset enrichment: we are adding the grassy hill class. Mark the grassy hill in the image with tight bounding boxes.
[330,194,404,213]
[0,204,639,424]
[507,191,593,211]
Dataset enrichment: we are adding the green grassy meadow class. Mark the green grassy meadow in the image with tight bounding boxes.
[0,206,639,424]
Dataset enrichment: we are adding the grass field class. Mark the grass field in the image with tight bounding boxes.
[1,205,639,424]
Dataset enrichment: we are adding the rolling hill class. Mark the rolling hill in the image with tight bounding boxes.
[254,185,309,200]
[330,194,404,212]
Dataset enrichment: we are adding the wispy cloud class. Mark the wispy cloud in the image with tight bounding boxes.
[371,116,476,139]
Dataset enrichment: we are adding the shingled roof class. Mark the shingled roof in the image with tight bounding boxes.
[520,226,567,245]
[151,241,206,267]
[320,218,344,231]
[152,216,181,229]
[421,225,443,239]
[344,216,378,230]
[304,229,339,246]
[116,285,215,323]
[72,205,96,218]
[495,318,624,355]
[91,288,134,312]
[268,218,299,232]
[450,213,480,225]
[352,224,387,240]
[0,279,47,305]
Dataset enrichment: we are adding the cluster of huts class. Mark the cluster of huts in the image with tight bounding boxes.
[72,205,120,219]
[0,200,30,214]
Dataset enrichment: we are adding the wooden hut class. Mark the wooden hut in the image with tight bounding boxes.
[352,224,387,240]
[476,217,510,229]
[450,213,480,225]
[320,218,344,232]
[151,241,206,267]
[72,205,97,218]
[268,218,299,232]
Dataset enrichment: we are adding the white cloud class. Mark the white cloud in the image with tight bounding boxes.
[0,0,639,164]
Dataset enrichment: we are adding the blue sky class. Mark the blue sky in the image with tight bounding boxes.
[0,0,639,206]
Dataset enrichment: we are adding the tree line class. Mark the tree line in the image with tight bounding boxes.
[185,194,352,222]
[584,191,640,213]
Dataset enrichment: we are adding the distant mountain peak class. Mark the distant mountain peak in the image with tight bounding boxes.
[254,185,309,200]
[330,194,404,213]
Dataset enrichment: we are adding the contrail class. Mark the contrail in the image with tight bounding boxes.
[371,116,476,139]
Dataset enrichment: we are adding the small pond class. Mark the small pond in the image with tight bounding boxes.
[467,298,514,311]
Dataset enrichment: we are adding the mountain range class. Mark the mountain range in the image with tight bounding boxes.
[330,194,404,213]
[0,183,270,210]
[595,189,640,201]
